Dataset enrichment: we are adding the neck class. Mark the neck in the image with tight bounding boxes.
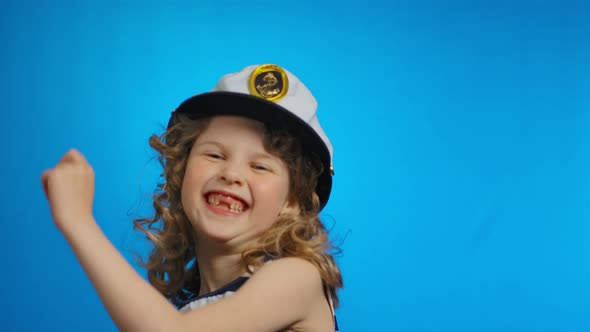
[194,239,247,296]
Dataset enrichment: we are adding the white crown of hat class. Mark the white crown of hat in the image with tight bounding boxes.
[211,64,333,161]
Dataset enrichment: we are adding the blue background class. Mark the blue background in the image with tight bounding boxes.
[1,0,589,331]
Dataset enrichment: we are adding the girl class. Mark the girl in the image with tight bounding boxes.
[41,64,342,332]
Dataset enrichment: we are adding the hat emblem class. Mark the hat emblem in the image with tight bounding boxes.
[248,64,289,102]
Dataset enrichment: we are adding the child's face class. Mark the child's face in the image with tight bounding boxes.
[181,116,292,250]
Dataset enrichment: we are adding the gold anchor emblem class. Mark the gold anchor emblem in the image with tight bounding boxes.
[249,64,288,102]
[256,73,281,98]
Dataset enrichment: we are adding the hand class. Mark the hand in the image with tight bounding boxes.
[41,149,95,231]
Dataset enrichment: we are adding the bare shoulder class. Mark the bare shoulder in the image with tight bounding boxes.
[240,257,324,304]
[252,257,323,285]
[237,257,332,331]
[180,257,331,332]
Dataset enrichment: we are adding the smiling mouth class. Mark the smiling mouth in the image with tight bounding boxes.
[204,192,249,213]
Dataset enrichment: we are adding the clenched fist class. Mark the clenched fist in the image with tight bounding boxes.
[41,149,95,231]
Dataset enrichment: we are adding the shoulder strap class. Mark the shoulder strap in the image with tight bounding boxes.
[324,285,338,331]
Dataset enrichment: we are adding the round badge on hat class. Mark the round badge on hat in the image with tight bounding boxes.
[248,64,289,102]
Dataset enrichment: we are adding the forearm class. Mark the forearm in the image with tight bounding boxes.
[62,218,183,332]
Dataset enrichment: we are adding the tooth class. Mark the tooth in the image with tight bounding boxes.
[233,202,243,213]
[233,203,242,213]
[208,194,220,206]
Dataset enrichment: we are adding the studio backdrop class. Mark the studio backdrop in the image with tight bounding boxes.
[1,1,588,331]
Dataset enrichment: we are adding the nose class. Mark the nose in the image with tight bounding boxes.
[219,163,244,186]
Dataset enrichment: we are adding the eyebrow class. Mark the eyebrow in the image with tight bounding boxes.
[250,152,279,162]
[195,141,223,148]
[196,141,278,161]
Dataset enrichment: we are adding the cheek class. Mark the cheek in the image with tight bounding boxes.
[181,162,208,203]
[253,179,290,213]
[180,176,195,211]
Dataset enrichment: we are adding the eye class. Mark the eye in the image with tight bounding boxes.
[251,163,271,172]
[205,152,224,160]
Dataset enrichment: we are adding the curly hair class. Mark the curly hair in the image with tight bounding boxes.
[134,113,343,308]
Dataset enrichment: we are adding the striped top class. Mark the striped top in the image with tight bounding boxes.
[178,273,339,331]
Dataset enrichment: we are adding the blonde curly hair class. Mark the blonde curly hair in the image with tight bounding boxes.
[134,113,343,308]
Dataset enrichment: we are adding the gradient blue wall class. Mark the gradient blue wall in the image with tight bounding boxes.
[1,1,589,331]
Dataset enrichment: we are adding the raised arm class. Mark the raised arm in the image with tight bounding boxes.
[41,149,324,332]
[42,149,183,331]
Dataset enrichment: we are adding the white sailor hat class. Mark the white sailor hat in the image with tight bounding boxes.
[168,64,334,209]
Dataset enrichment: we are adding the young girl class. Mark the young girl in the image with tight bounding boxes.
[41,64,343,332]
